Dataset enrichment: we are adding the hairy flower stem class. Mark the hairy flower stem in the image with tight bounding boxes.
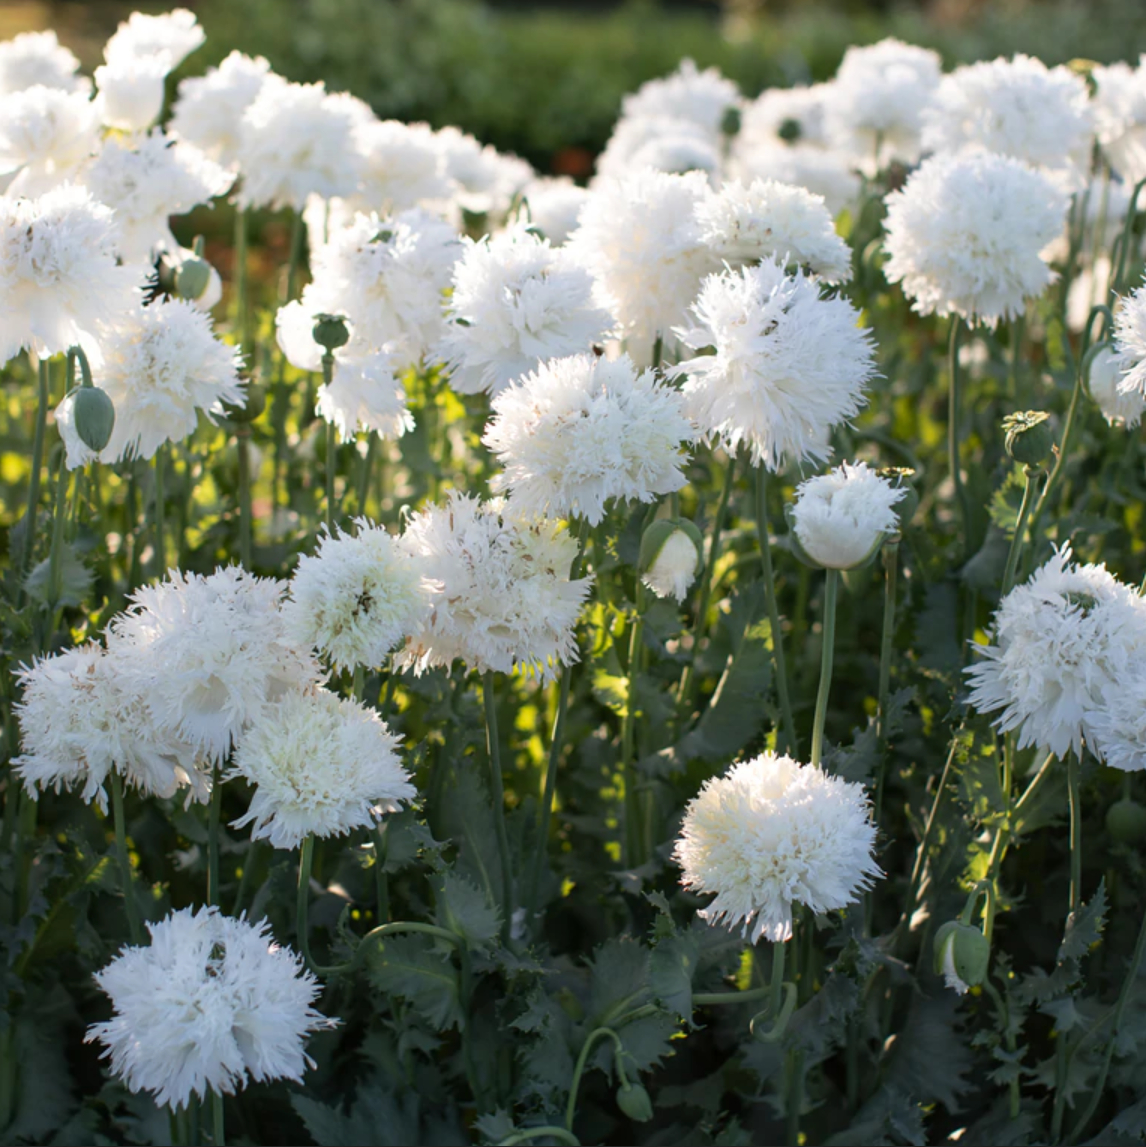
[211,1091,225,1147]
[208,765,222,907]
[755,464,797,754]
[621,581,647,868]
[111,772,143,945]
[677,455,736,718]
[153,446,167,577]
[1001,465,1043,596]
[19,357,51,597]
[481,672,514,943]
[948,316,972,560]
[810,569,839,769]
[528,518,590,918]
[237,426,253,569]
[874,539,900,823]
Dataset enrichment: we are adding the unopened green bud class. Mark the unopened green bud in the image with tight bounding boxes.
[638,518,704,602]
[221,381,265,425]
[720,105,742,138]
[934,920,990,995]
[1106,797,1146,844]
[312,313,350,352]
[777,116,802,144]
[1002,411,1054,467]
[174,256,212,301]
[72,385,116,452]
[616,1081,654,1123]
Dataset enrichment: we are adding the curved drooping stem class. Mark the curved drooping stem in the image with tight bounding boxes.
[810,569,839,769]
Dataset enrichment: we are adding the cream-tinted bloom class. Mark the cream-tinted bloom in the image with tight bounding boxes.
[284,519,430,672]
[567,169,717,363]
[675,752,880,943]
[1087,673,1146,773]
[595,114,720,183]
[1093,59,1146,185]
[519,177,590,246]
[108,567,322,763]
[87,907,333,1109]
[96,299,245,462]
[966,547,1146,759]
[674,259,875,471]
[1114,281,1146,398]
[231,688,414,849]
[14,642,211,811]
[730,142,861,218]
[922,55,1093,192]
[352,119,452,213]
[439,226,614,396]
[883,152,1068,328]
[791,461,905,569]
[484,352,693,524]
[0,86,99,198]
[622,59,741,135]
[102,7,204,71]
[1089,345,1146,427]
[93,57,168,133]
[0,183,137,368]
[0,30,87,97]
[395,491,592,680]
[696,177,852,282]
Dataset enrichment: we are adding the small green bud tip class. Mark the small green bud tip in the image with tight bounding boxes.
[777,116,802,144]
[616,1081,654,1123]
[72,386,116,453]
[638,517,704,575]
[312,313,350,351]
[174,256,213,302]
[934,920,990,993]
[1002,411,1054,467]
[721,105,742,138]
[1107,797,1146,844]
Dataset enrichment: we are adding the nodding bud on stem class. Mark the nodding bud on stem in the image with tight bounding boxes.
[174,256,213,302]
[1002,411,1053,467]
[934,919,990,995]
[65,345,115,453]
[616,1081,654,1123]
[638,518,704,602]
[1106,797,1146,844]
[312,313,350,352]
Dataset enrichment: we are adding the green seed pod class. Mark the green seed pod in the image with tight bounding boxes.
[174,256,213,302]
[72,385,116,452]
[616,1081,654,1123]
[720,104,742,138]
[221,382,266,425]
[777,116,802,144]
[312,313,350,352]
[934,920,990,993]
[1106,797,1146,844]
[1002,411,1054,467]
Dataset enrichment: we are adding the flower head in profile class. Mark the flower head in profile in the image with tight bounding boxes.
[237,79,368,211]
[883,152,1068,328]
[0,184,137,368]
[439,226,614,396]
[640,520,703,603]
[791,461,905,570]
[966,547,1146,759]
[484,353,693,525]
[0,86,99,199]
[824,38,942,173]
[1089,345,1145,428]
[102,7,205,71]
[108,567,322,763]
[230,689,414,850]
[94,55,169,133]
[674,752,880,943]
[1092,59,1146,185]
[696,177,852,283]
[0,30,87,96]
[284,518,431,673]
[922,55,1093,192]
[87,906,334,1109]
[395,491,593,680]
[95,299,245,462]
[170,51,274,170]
[1086,673,1146,773]
[83,130,234,265]
[567,169,717,363]
[1114,282,1146,399]
[14,642,212,811]
[674,258,875,471]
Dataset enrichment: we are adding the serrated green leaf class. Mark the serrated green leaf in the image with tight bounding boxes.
[473,1109,517,1146]
[292,1084,422,1147]
[435,870,500,947]
[23,543,92,607]
[589,936,653,1024]
[883,993,971,1113]
[649,930,699,1019]
[366,934,462,1031]
[1060,880,1107,965]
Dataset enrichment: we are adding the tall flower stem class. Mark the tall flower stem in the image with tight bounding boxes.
[46,456,70,611]
[211,1091,225,1147]
[232,206,249,342]
[207,765,222,907]
[237,425,253,569]
[1067,749,1083,918]
[528,518,590,917]
[810,569,839,768]
[948,316,972,558]
[677,455,736,717]
[153,445,167,577]
[110,772,143,944]
[1001,465,1043,597]
[481,671,513,943]
[874,538,900,823]
[322,352,337,534]
[358,434,378,516]
[755,464,797,753]
[620,582,646,868]
[20,357,50,591]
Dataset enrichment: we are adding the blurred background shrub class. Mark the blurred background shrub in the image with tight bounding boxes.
[6,0,1146,173]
